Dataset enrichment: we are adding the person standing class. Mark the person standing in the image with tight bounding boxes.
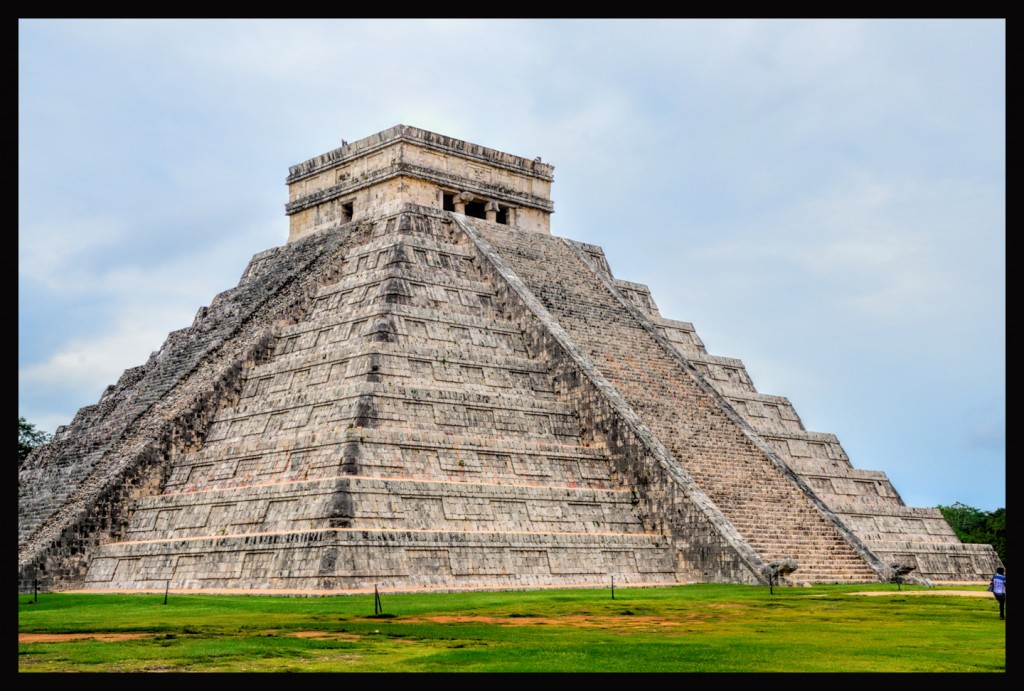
[990,566,1006,619]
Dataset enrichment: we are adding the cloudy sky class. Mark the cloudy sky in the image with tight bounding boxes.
[19,19,1004,511]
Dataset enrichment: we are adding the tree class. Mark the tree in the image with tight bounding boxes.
[19,416,52,465]
[938,501,987,535]
[938,501,1006,567]
[984,508,1006,567]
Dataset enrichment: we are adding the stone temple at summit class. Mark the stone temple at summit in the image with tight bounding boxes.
[18,125,1002,594]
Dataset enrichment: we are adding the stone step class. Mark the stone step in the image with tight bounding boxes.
[165,426,619,493]
[84,528,681,592]
[125,475,648,541]
[210,380,572,426]
[275,301,528,348]
[316,261,495,302]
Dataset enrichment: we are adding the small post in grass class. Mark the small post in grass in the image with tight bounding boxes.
[374,584,382,615]
[889,563,915,592]
[761,559,798,596]
[33,578,38,603]
[611,576,615,600]
[164,581,169,605]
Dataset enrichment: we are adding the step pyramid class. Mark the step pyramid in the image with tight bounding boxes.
[18,125,1001,594]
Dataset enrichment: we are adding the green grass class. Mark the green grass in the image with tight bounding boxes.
[18,583,1005,672]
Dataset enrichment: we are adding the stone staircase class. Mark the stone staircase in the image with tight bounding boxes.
[468,218,882,584]
[554,235,999,582]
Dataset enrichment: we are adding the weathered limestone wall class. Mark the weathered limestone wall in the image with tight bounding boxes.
[123,478,651,541]
[86,531,674,593]
[75,208,682,594]
[18,224,356,592]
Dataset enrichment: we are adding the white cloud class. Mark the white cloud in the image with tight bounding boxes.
[19,216,129,295]
[19,215,280,410]
[20,306,184,398]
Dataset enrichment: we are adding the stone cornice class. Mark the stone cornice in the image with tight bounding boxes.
[285,161,555,216]
[287,124,555,183]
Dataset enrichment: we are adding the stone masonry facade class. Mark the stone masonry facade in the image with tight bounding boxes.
[18,126,1001,594]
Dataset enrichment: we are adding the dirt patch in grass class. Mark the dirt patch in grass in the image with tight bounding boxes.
[394,609,737,628]
[20,630,369,644]
[20,632,155,643]
[286,631,363,640]
[20,610,733,644]
[32,597,989,644]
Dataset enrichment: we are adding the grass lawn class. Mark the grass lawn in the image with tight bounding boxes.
[18,583,1006,672]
